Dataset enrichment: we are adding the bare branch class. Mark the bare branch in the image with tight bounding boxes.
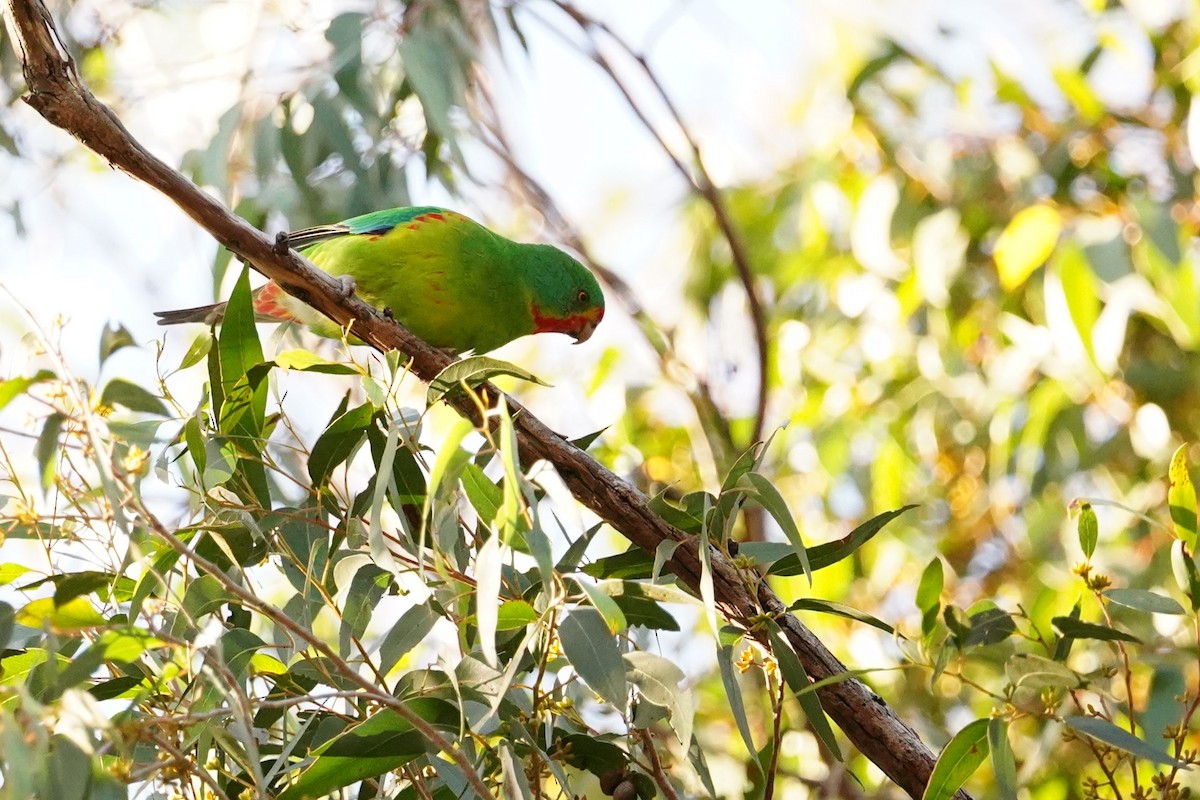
[4,1,967,796]
[545,0,771,446]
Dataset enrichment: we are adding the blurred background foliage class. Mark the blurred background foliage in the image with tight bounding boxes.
[3,0,1200,798]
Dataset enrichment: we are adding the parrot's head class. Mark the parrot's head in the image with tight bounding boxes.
[525,244,605,344]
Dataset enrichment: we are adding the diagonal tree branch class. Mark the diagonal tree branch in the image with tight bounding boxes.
[3,1,967,797]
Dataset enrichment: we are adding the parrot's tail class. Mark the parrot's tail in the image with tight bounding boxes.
[154,302,228,326]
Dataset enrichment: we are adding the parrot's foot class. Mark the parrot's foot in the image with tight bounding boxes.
[273,231,290,255]
[336,275,356,298]
[382,307,395,320]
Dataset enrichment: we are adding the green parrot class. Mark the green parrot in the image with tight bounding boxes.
[156,206,605,353]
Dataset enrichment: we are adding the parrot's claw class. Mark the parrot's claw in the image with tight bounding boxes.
[335,275,356,299]
[273,231,290,255]
[382,306,395,319]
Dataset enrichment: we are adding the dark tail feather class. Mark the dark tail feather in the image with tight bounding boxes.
[154,301,227,326]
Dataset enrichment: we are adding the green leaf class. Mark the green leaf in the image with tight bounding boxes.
[397,20,467,158]
[765,621,841,760]
[309,402,374,486]
[97,627,163,663]
[717,638,756,758]
[179,574,236,624]
[651,540,681,582]
[51,571,113,606]
[0,601,13,651]
[607,583,680,631]
[48,735,90,800]
[647,490,706,534]
[916,556,944,638]
[964,607,1016,646]
[461,463,502,523]
[1062,715,1186,767]
[325,12,367,111]
[582,549,656,580]
[175,332,212,372]
[496,599,538,631]
[1171,540,1200,611]
[0,370,55,412]
[1169,444,1198,551]
[376,602,439,675]
[789,598,894,633]
[739,472,809,582]
[183,415,206,474]
[276,700,460,800]
[339,564,389,657]
[557,608,627,708]
[1003,652,1080,690]
[1054,242,1100,365]
[768,505,916,576]
[216,265,266,426]
[916,557,944,611]
[1104,588,1185,615]
[1052,616,1140,644]
[35,412,65,492]
[569,427,608,450]
[98,379,168,416]
[988,718,1018,800]
[574,579,627,635]
[994,204,1062,291]
[15,597,107,632]
[274,349,359,374]
[923,718,989,800]
[427,356,548,405]
[366,411,426,505]
[1074,500,1099,559]
[98,322,136,367]
[0,564,30,586]
[624,651,693,746]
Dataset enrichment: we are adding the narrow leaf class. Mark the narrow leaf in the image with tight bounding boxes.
[1052,616,1141,644]
[427,356,548,405]
[988,718,1018,800]
[35,413,65,492]
[98,323,136,366]
[308,402,374,486]
[276,700,459,800]
[1074,500,1099,559]
[769,505,916,576]
[99,379,168,416]
[923,718,989,800]
[1063,715,1186,767]
[1169,444,1198,551]
[1104,588,1184,615]
[741,472,810,582]
[558,608,627,708]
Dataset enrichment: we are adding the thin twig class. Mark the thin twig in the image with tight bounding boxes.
[543,0,770,446]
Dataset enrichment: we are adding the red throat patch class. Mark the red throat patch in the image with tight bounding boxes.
[530,303,604,337]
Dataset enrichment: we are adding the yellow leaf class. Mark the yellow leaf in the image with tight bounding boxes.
[994,205,1063,291]
[1170,445,1198,552]
[16,597,107,632]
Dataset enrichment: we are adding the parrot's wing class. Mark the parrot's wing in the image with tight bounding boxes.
[286,206,453,250]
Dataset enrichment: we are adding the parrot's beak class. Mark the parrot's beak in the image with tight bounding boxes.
[572,318,598,344]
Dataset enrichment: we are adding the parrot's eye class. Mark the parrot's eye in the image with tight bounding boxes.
[576,289,589,304]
